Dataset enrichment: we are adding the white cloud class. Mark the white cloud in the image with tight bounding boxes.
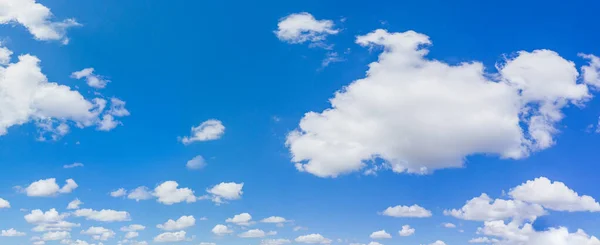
[1,228,25,236]
[180,119,225,144]
[120,225,145,232]
[428,241,447,245]
[153,231,187,243]
[63,162,84,169]
[398,225,414,236]
[295,234,332,244]
[31,220,80,232]
[261,239,291,245]
[67,199,83,209]
[127,186,153,201]
[380,204,432,218]
[239,229,270,238]
[0,198,9,208]
[286,29,596,178]
[186,155,207,170]
[509,177,600,212]
[200,243,217,245]
[294,226,307,232]
[469,237,499,243]
[21,178,78,197]
[110,188,127,197]
[226,213,253,226]
[74,209,130,222]
[477,220,600,245]
[211,224,233,236]
[25,209,67,224]
[205,182,244,204]
[0,0,80,43]
[443,223,456,228]
[261,216,287,223]
[444,193,546,222]
[275,12,338,46]
[81,226,115,241]
[42,231,70,240]
[157,215,195,230]
[71,68,109,89]
[125,231,139,239]
[579,54,600,88]
[153,181,196,205]
[0,46,12,65]
[0,46,110,138]
[370,230,391,239]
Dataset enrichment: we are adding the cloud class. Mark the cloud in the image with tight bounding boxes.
[205,182,244,204]
[0,46,112,138]
[127,186,153,201]
[370,230,391,239]
[120,225,145,232]
[74,209,130,222]
[261,239,291,245]
[469,237,499,243]
[261,216,287,223]
[428,241,447,245]
[444,193,546,222]
[509,177,600,212]
[477,220,600,245]
[199,243,216,245]
[81,226,115,241]
[211,224,233,236]
[110,188,127,197]
[25,209,75,231]
[67,199,83,210]
[180,119,225,144]
[579,54,600,88]
[71,68,109,89]
[226,213,253,226]
[157,215,195,230]
[1,228,25,236]
[286,29,597,177]
[275,12,338,46]
[239,229,272,238]
[153,231,187,242]
[42,231,70,241]
[0,198,9,208]
[0,0,80,43]
[380,204,432,218]
[153,181,196,205]
[63,162,84,169]
[186,155,207,170]
[20,178,78,197]
[295,234,332,244]
[398,225,415,236]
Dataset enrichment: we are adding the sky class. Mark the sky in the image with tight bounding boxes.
[1,0,600,245]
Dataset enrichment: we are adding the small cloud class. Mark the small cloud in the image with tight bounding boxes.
[63,162,84,169]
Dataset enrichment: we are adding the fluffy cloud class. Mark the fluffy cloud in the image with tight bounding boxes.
[275,12,338,46]
[205,182,244,204]
[63,162,84,169]
[370,230,391,239]
[32,221,80,232]
[74,209,130,222]
[42,231,70,240]
[380,204,432,218]
[127,186,153,201]
[0,198,9,208]
[120,225,145,232]
[0,46,118,138]
[153,231,187,242]
[399,225,415,236]
[211,224,233,236]
[1,228,25,236]
[509,177,600,212]
[261,239,291,245]
[286,29,597,177]
[67,199,83,210]
[180,119,225,144]
[157,215,195,230]
[25,209,67,224]
[0,0,80,43]
[153,181,196,205]
[444,193,546,222]
[579,54,600,87]
[81,226,115,241]
[477,220,600,245]
[239,229,273,238]
[469,237,499,243]
[261,216,287,223]
[186,155,206,170]
[428,241,447,245]
[226,213,253,226]
[295,234,332,244]
[443,223,456,228]
[71,68,109,89]
[21,178,78,197]
[110,188,127,197]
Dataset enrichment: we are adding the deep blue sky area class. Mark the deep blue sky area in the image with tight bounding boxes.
[1,1,600,245]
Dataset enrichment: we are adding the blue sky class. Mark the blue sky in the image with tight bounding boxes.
[1,0,600,245]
